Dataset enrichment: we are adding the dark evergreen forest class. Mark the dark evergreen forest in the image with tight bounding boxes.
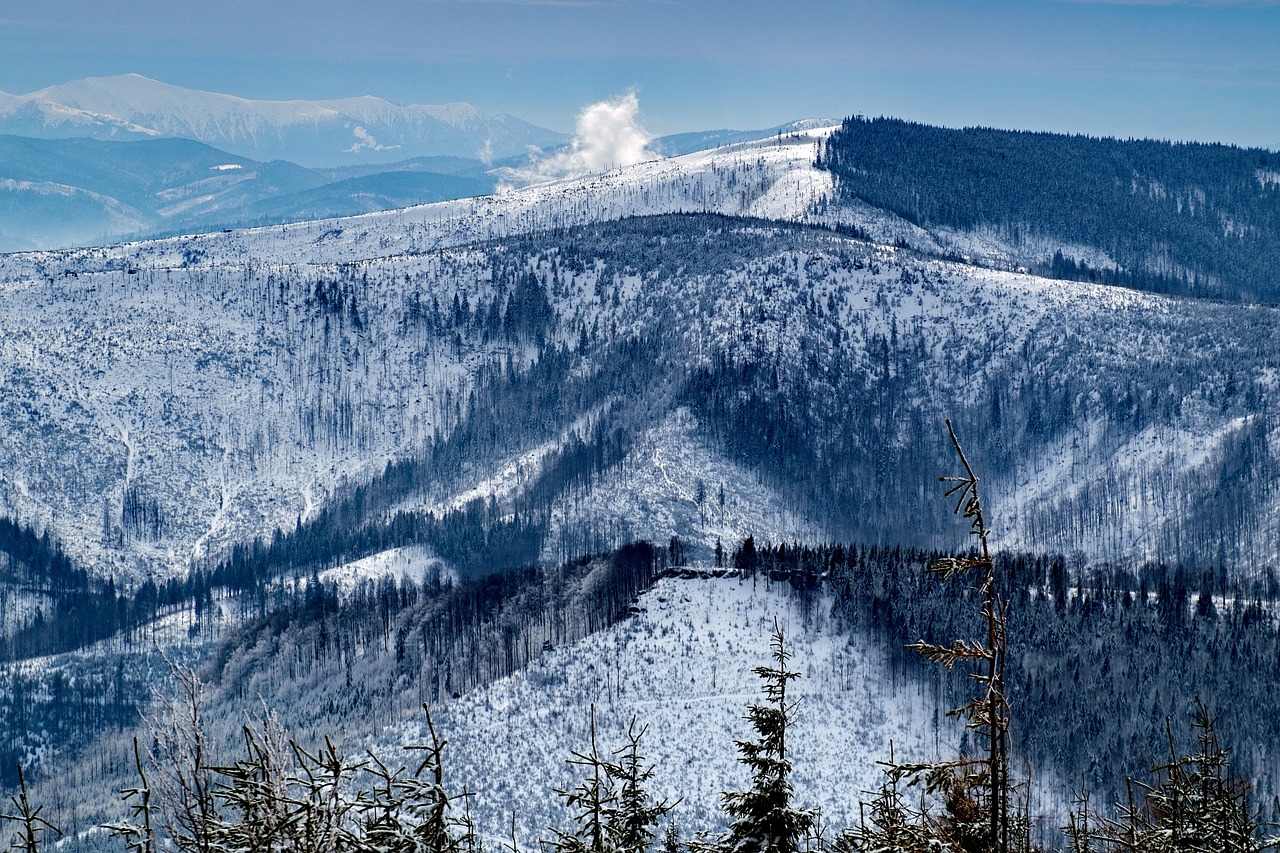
[818,117,1280,302]
[743,541,1280,826]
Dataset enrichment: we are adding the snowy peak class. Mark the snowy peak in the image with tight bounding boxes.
[32,74,348,126]
[8,74,568,165]
[0,85,160,140]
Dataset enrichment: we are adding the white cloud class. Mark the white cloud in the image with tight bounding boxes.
[346,126,401,153]
[504,92,658,183]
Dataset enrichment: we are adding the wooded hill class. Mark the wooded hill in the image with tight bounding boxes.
[818,117,1280,302]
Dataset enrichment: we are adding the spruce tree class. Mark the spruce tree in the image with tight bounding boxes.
[608,719,675,853]
[716,622,815,853]
[832,759,932,853]
[662,821,683,853]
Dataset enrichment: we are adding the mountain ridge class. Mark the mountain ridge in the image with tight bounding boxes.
[2,73,568,166]
[0,134,500,251]
[2,127,1278,584]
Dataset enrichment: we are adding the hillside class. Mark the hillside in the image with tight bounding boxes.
[28,538,1280,852]
[10,552,962,849]
[2,124,1279,586]
[417,574,952,846]
[819,116,1280,302]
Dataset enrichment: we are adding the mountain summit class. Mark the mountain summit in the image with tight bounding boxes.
[1,74,567,165]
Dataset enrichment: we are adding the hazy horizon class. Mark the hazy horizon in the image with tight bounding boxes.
[2,0,1278,148]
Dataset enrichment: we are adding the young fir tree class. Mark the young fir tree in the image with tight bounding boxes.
[662,821,683,853]
[549,705,618,853]
[1077,702,1273,853]
[831,750,932,853]
[608,719,676,853]
[361,703,478,853]
[549,707,672,853]
[0,766,60,853]
[716,622,816,853]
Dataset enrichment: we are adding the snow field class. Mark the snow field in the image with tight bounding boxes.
[401,576,955,847]
[542,408,826,564]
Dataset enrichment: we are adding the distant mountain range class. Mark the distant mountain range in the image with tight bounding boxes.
[0,78,836,252]
[0,74,568,166]
[0,134,502,252]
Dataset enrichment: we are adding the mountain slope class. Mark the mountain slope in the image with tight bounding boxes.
[0,89,158,141]
[2,214,1278,583]
[421,574,951,845]
[819,116,1280,302]
[2,129,1279,584]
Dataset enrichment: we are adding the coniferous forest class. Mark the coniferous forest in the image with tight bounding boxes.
[9,512,1280,851]
[818,116,1280,302]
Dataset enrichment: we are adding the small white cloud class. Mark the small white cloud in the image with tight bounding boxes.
[504,91,658,183]
[347,126,401,154]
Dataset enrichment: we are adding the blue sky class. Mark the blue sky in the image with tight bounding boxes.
[3,0,1279,146]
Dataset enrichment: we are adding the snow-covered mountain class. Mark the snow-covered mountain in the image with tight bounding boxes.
[4,116,1280,853]
[1,74,567,166]
[1,127,1278,587]
[0,88,159,141]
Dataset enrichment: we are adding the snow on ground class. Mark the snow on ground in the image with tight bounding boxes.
[0,119,1271,580]
[11,592,241,676]
[543,408,826,564]
[399,576,955,847]
[0,129,841,280]
[310,544,455,594]
[996,414,1280,563]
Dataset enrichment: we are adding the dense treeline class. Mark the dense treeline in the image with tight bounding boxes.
[0,539,664,821]
[682,347,955,546]
[0,516,82,591]
[0,512,191,660]
[818,116,1280,302]
[211,540,662,709]
[740,540,1280,823]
